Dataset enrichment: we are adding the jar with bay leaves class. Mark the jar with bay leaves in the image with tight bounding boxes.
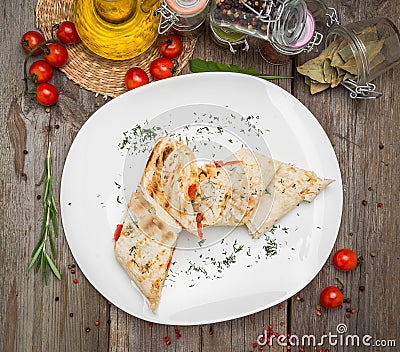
[298,17,400,98]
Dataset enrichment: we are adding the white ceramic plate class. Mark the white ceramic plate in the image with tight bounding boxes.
[60,73,342,325]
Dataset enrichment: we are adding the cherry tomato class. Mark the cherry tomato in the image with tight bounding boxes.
[36,83,59,106]
[333,248,358,272]
[158,34,183,59]
[29,60,53,83]
[56,21,80,45]
[320,286,344,309]
[43,43,68,67]
[124,67,149,90]
[21,31,45,55]
[150,58,175,80]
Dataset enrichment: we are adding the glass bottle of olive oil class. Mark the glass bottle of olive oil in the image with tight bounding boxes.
[74,0,160,60]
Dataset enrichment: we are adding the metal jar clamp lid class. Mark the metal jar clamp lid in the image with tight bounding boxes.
[156,0,210,35]
[324,18,400,99]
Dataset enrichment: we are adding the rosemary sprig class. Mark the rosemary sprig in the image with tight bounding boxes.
[28,142,62,282]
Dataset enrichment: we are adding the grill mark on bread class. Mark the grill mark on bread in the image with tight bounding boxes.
[162,231,175,243]
[162,145,174,162]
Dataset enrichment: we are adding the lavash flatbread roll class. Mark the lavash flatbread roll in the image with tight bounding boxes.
[246,162,334,238]
[198,161,249,227]
[114,189,181,312]
[228,149,281,224]
[198,149,279,227]
[140,136,199,234]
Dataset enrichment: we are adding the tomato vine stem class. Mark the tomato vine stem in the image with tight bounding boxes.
[23,38,63,93]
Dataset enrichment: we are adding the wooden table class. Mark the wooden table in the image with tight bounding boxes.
[1,1,399,351]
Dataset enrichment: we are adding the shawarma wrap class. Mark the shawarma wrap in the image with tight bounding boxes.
[197,149,279,227]
[114,188,181,312]
[197,149,333,238]
[246,162,334,238]
[140,136,199,234]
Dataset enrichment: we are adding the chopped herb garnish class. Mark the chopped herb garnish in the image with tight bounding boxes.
[233,240,244,253]
[118,124,163,153]
[263,237,278,258]
[222,254,236,268]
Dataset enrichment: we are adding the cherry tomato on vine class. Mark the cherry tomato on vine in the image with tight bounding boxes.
[125,67,149,90]
[56,21,80,45]
[333,248,358,272]
[29,60,53,83]
[320,286,344,309]
[36,83,59,106]
[150,58,174,80]
[21,31,45,55]
[158,34,183,59]
[43,43,68,67]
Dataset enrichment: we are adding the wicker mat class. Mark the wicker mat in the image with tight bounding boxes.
[35,0,197,98]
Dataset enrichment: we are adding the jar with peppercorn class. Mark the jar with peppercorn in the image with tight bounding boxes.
[210,0,338,63]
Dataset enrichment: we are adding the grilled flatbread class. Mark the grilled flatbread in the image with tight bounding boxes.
[114,189,181,312]
[197,149,333,238]
[140,136,199,234]
[246,162,334,238]
[198,149,279,227]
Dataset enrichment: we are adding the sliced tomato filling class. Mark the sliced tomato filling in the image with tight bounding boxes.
[114,224,123,241]
[213,160,242,168]
[188,183,198,201]
[196,213,204,240]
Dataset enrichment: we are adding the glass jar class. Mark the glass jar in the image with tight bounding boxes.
[258,40,291,64]
[74,0,160,60]
[325,17,400,98]
[258,6,320,64]
[156,0,210,38]
[210,0,310,47]
[209,19,249,53]
[258,0,340,64]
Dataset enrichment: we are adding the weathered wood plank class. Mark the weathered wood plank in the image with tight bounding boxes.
[1,4,111,346]
[290,1,400,351]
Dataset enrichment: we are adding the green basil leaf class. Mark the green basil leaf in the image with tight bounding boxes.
[189,59,292,80]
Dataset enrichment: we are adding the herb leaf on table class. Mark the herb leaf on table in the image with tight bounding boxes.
[189,59,292,80]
